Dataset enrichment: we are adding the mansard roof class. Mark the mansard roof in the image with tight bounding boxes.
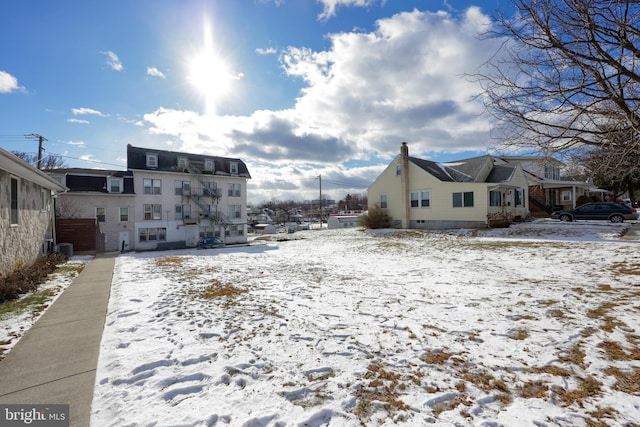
[126,144,251,178]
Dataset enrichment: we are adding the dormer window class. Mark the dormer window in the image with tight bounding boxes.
[204,159,214,172]
[230,162,238,175]
[177,157,188,169]
[146,153,158,168]
[109,179,122,193]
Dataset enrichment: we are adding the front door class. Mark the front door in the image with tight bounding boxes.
[118,231,130,252]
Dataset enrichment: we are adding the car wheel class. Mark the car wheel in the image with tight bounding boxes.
[610,214,624,223]
[559,214,572,222]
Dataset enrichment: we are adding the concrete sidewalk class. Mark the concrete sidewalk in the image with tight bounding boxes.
[0,253,117,427]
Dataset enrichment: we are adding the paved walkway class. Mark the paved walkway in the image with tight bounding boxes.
[0,253,117,427]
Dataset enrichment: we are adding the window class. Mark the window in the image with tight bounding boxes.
[489,191,502,207]
[380,194,388,209]
[199,225,220,238]
[225,224,244,237]
[228,183,241,197]
[410,191,419,208]
[453,191,474,208]
[515,189,525,207]
[109,179,121,193]
[177,157,188,169]
[40,189,49,212]
[562,190,572,202]
[146,153,158,168]
[396,164,402,176]
[175,180,191,195]
[119,207,129,222]
[204,159,214,172]
[544,164,560,180]
[139,227,166,242]
[96,207,106,223]
[229,205,242,219]
[203,181,218,197]
[143,179,161,195]
[229,162,238,174]
[144,204,162,220]
[175,204,192,220]
[10,176,18,225]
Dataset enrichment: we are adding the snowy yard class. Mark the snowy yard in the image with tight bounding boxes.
[87,220,640,426]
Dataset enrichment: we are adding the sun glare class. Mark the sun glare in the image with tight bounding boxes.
[187,21,240,114]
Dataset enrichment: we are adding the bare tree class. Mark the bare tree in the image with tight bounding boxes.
[11,151,67,170]
[478,0,640,154]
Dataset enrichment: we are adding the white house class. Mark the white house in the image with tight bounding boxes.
[368,143,530,229]
[127,145,251,250]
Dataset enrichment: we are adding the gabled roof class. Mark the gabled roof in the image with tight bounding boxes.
[411,155,515,184]
[409,157,474,182]
[127,144,251,178]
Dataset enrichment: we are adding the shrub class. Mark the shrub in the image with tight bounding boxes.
[359,204,392,229]
[0,253,68,303]
[576,195,592,206]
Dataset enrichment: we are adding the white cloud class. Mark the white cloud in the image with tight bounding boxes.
[65,140,86,148]
[146,66,166,78]
[67,118,90,124]
[0,70,24,93]
[141,8,505,202]
[256,47,277,55]
[72,107,107,116]
[317,0,378,20]
[102,50,123,71]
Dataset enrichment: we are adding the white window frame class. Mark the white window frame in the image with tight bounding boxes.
[175,180,191,196]
[143,204,162,220]
[230,162,238,175]
[453,191,474,208]
[109,179,122,193]
[228,183,241,197]
[139,227,166,242]
[96,207,106,223]
[562,190,572,202]
[146,153,158,168]
[177,157,188,169]
[204,159,214,172]
[143,179,161,195]
[380,194,388,209]
[229,204,242,219]
[175,204,192,220]
[119,207,129,222]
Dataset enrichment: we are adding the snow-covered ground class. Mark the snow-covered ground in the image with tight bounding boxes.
[88,220,640,427]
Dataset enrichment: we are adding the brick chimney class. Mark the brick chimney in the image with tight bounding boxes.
[400,142,410,228]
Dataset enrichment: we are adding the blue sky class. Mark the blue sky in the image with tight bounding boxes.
[0,0,513,204]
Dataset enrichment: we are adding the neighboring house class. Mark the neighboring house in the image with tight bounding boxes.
[127,144,251,250]
[0,147,67,278]
[327,214,360,229]
[496,156,591,213]
[48,168,135,252]
[368,143,530,229]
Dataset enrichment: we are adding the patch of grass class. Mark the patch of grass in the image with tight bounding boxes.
[422,349,452,364]
[508,328,529,340]
[192,279,248,300]
[155,256,188,267]
[547,309,565,318]
[519,380,549,399]
[603,367,640,394]
[526,365,574,377]
[558,343,587,369]
[0,253,69,303]
[354,363,411,423]
[0,287,59,319]
[609,261,640,275]
[556,376,602,406]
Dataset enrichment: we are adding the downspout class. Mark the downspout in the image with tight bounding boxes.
[400,142,410,229]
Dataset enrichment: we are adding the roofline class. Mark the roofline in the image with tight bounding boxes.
[0,147,67,192]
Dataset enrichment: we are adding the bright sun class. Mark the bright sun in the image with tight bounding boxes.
[187,23,241,114]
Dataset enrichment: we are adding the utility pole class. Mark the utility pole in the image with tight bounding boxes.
[317,174,323,228]
[26,133,47,169]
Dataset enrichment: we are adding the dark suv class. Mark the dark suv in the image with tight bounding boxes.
[551,202,639,223]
